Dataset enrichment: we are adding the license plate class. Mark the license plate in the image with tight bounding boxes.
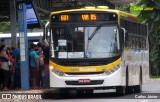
[78,79,90,84]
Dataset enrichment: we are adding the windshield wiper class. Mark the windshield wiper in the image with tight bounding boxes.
[88,24,103,40]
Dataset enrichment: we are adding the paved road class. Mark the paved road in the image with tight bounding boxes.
[43,79,160,102]
[142,79,160,93]
[0,79,160,102]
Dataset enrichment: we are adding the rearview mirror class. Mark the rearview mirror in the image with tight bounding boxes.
[120,27,128,42]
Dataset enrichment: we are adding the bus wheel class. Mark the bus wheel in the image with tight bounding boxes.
[134,69,142,93]
[125,67,134,94]
[134,78,142,93]
[126,86,134,94]
[116,86,126,96]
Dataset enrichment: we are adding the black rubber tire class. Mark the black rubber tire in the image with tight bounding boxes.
[134,84,142,93]
[126,86,134,94]
[134,69,142,93]
[116,86,126,96]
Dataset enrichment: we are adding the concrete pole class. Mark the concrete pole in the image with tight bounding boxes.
[10,0,17,48]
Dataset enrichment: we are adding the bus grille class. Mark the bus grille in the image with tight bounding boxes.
[57,60,108,66]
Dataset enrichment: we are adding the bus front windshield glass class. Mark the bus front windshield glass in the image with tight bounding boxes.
[52,25,120,59]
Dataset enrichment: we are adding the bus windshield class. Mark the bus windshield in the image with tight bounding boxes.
[52,24,120,59]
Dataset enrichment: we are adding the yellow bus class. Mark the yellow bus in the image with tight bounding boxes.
[46,6,149,96]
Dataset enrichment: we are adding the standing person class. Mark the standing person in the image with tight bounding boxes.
[43,42,49,88]
[0,45,10,91]
[0,39,5,46]
[36,43,44,87]
[29,44,39,89]
[0,47,3,90]
[12,46,21,89]
[8,49,14,89]
[6,47,12,89]
[36,43,43,55]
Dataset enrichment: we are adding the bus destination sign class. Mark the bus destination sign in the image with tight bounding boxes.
[60,14,97,21]
[52,12,117,22]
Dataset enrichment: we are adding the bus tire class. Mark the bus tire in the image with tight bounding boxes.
[125,67,134,94]
[134,68,142,93]
[134,77,142,93]
[134,84,142,93]
[126,86,134,94]
[116,86,126,96]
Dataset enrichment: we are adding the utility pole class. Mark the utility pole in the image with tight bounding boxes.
[10,0,17,48]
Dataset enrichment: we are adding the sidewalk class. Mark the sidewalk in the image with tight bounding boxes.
[0,88,59,99]
[0,88,58,94]
[148,78,160,81]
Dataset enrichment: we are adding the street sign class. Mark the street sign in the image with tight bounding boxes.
[17,3,29,90]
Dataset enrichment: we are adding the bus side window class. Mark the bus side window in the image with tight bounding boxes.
[119,28,124,50]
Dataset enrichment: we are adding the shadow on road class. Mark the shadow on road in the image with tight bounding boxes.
[41,90,135,99]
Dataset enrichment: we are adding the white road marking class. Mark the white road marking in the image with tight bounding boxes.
[141,100,149,102]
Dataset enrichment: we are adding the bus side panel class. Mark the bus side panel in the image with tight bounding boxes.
[124,49,149,87]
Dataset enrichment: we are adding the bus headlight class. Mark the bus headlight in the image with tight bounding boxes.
[52,68,64,76]
[50,66,64,76]
[103,65,120,75]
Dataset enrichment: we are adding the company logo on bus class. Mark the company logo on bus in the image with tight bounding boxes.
[79,67,96,72]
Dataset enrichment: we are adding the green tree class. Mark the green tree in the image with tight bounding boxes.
[0,22,11,31]
[115,4,130,12]
[130,3,141,16]
[135,0,160,75]
[136,0,160,31]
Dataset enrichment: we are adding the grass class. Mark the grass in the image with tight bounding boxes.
[150,75,160,79]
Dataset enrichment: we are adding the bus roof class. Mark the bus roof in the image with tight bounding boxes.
[50,7,137,21]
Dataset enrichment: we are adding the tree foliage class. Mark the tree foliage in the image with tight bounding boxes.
[135,0,160,74]
[136,0,160,32]
[130,3,141,16]
[115,4,130,12]
[0,22,11,31]
[117,0,160,74]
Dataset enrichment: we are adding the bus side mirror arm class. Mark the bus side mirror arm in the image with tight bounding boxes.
[120,27,128,42]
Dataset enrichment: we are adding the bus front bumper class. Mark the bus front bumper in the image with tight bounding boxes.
[50,68,123,89]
